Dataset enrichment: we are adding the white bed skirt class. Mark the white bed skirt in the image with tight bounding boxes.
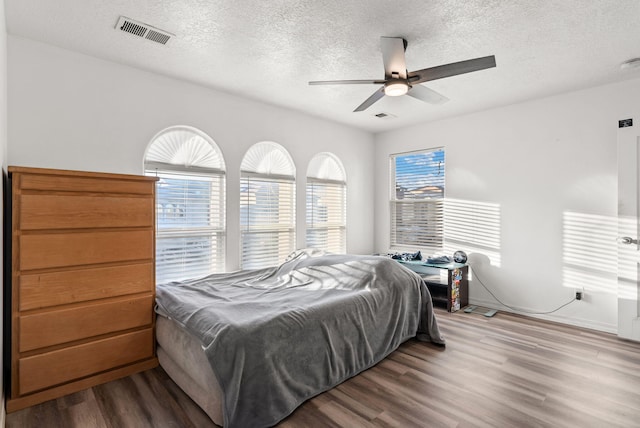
[156,315,224,425]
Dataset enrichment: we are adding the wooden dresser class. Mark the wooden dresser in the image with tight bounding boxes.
[6,166,159,412]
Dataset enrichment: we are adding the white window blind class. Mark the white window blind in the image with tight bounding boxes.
[390,148,445,250]
[240,142,296,269]
[241,174,295,269]
[306,179,346,253]
[152,171,225,283]
[306,153,347,253]
[144,126,226,283]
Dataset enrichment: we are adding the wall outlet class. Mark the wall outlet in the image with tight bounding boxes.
[575,291,583,301]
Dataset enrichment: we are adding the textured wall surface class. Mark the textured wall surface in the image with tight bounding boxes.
[5,0,640,132]
[375,77,640,333]
[8,37,376,269]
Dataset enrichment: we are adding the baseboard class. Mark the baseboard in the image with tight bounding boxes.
[468,297,618,335]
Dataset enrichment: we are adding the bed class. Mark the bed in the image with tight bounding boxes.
[155,249,445,427]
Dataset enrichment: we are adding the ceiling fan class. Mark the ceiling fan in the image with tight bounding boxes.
[309,37,496,112]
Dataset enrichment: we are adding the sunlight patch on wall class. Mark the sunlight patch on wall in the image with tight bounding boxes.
[562,211,617,294]
[617,214,639,301]
[443,198,501,267]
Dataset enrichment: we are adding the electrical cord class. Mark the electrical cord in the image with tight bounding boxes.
[468,264,577,315]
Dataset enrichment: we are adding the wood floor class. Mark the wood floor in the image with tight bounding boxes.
[7,309,640,427]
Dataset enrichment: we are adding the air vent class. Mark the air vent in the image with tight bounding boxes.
[374,112,397,119]
[115,16,174,45]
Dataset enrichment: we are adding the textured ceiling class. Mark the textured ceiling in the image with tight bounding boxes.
[6,0,640,133]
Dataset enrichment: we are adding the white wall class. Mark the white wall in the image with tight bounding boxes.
[0,0,6,423]
[375,78,640,333]
[9,31,640,335]
[7,36,376,270]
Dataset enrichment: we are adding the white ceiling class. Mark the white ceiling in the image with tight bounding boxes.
[6,0,640,133]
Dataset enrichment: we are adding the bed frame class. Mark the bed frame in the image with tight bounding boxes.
[156,315,224,425]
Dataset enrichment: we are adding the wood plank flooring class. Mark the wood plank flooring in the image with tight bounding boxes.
[7,309,640,427]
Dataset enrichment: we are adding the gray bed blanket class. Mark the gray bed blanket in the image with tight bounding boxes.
[155,249,445,428]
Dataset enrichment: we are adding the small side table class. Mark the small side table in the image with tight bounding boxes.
[398,260,469,312]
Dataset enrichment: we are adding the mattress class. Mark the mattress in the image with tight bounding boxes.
[155,250,444,427]
[156,315,223,425]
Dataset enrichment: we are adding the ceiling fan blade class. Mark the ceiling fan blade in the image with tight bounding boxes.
[407,84,449,105]
[408,55,496,85]
[381,37,407,79]
[354,87,386,112]
[309,79,386,85]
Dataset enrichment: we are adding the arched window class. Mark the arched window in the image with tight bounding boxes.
[240,142,295,269]
[144,126,226,283]
[306,153,347,253]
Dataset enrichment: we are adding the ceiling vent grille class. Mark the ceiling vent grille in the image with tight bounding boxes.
[115,16,174,45]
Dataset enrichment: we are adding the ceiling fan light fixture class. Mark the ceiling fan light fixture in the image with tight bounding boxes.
[308,36,496,112]
[384,81,409,97]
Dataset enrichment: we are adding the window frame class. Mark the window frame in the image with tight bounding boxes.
[240,142,296,269]
[144,127,226,283]
[389,147,445,251]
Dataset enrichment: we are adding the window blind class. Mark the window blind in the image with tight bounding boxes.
[240,175,295,269]
[306,178,346,253]
[150,170,225,283]
[390,148,445,250]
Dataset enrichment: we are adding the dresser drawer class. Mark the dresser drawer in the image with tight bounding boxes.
[18,328,154,395]
[20,230,153,271]
[19,194,153,230]
[19,263,154,311]
[18,173,154,195]
[19,295,154,352]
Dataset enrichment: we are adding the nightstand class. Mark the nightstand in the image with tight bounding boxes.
[398,260,469,312]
